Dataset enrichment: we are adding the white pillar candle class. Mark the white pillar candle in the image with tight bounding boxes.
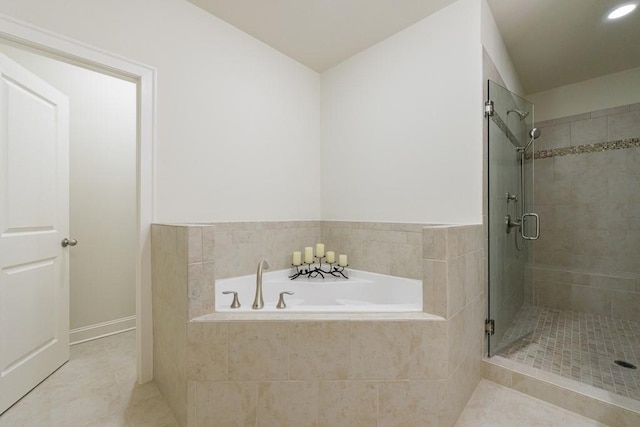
[338,254,348,267]
[326,251,335,263]
[292,251,302,266]
[304,246,314,264]
[316,243,325,257]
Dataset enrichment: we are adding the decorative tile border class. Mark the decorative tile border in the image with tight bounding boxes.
[535,138,640,159]
[490,112,522,149]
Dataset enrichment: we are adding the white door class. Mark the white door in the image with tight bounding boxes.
[0,52,70,414]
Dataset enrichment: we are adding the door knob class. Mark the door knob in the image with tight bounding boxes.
[61,238,78,247]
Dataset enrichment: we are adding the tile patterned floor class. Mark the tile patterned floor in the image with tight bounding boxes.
[498,305,640,401]
[455,379,608,427]
[0,330,178,427]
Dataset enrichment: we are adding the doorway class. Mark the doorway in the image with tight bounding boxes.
[0,16,155,387]
[0,41,138,347]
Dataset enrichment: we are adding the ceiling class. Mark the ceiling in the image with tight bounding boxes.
[487,0,640,94]
[187,0,458,71]
[187,0,640,95]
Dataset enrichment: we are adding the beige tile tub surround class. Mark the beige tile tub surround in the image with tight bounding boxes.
[321,221,425,279]
[151,222,485,427]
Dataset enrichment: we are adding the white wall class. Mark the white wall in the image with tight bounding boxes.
[480,0,523,95]
[0,44,137,334]
[320,0,484,224]
[0,0,322,223]
[527,66,640,122]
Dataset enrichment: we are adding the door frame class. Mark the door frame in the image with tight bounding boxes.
[0,14,156,383]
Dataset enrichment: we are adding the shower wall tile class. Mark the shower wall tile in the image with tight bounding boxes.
[571,116,607,146]
[536,119,556,128]
[536,122,570,151]
[569,285,611,316]
[535,157,554,181]
[590,274,638,292]
[534,281,572,310]
[590,104,629,118]
[611,291,640,322]
[534,268,590,287]
[608,110,640,141]
[533,103,640,320]
[532,278,640,319]
[554,112,591,125]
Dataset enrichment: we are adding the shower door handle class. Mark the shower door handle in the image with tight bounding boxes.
[520,213,539,240]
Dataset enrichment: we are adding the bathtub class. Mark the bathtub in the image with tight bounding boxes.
[215,269,422,312]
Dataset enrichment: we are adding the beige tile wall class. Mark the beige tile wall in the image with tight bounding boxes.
[151,225,190,426]
[321,221,425,279]
[422,225,485,319]
[213,221,321,279]
[532,103,640,319]
[152,222,485,427]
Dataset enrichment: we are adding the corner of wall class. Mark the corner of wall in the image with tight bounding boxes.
[480,0,524,96]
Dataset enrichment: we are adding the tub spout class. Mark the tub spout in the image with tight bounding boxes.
[252,259,270,309]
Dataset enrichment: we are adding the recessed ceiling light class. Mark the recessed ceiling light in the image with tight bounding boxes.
[607,3,637,19]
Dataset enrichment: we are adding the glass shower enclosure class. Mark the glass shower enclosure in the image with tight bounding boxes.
[486,80,538,356]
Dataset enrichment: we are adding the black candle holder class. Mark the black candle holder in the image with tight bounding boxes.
[289,256,349,280]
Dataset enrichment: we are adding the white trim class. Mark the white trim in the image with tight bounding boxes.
[70,316,136,346]
[0,14,156,383]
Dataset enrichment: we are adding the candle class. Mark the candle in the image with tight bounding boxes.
[338,254,348,267]
[316,243,325,257]
[326,251,335,263]
[292,251,301,266]
[304,247,313,264]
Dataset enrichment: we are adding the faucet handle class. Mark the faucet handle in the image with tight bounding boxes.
[222,291,241,309]
[276,291,294,309]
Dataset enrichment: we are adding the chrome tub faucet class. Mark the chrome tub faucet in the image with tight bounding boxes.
[252,259,270,309]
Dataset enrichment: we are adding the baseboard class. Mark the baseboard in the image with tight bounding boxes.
[70,315,136,345]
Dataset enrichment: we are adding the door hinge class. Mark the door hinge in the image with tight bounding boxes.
[485,319,495,336]
[484,100,494,117]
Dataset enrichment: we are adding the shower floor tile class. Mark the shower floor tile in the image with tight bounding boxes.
[497,305,640,401]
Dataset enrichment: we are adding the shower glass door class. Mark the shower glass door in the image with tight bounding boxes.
[487,80,536,356]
